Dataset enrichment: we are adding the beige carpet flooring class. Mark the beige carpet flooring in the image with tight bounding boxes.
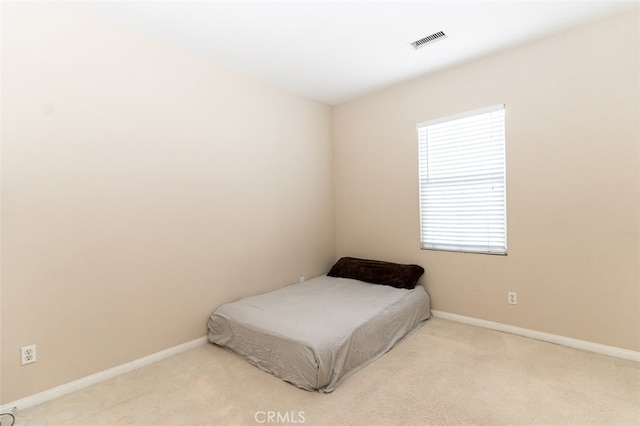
[12,318,640,425]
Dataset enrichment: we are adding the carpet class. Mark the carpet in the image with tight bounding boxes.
[13,318,640,425]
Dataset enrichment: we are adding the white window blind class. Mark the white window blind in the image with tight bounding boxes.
[417,105,507,254]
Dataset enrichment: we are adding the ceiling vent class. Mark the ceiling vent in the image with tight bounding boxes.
[410,31,447,50]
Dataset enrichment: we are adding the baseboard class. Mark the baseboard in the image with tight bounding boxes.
[4,314,637,413]
[0,336,208,414]
[431,310,640,362]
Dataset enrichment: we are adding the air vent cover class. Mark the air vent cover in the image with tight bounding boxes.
[410,31,447,49]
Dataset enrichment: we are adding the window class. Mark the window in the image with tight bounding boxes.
[417,104,507,255]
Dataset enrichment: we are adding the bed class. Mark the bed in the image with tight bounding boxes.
[208,257,430,393]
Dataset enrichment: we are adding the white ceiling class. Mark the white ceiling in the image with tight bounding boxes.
[74,1,638,105]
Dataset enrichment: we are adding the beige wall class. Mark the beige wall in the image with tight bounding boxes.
[1,4,335,402]
[333,10,639,351]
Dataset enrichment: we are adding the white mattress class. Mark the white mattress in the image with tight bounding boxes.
[208,275,431,392]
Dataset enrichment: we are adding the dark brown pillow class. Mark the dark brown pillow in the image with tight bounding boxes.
[327,257,424,289]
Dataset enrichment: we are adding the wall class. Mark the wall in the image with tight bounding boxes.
[333,10,639,351]
[1,3,335,402]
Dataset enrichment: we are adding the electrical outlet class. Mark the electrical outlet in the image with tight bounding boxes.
[21,344,37,365]
[508,292,517,305]
[299,276,305,284]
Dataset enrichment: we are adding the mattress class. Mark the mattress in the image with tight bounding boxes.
[208,275,431,393]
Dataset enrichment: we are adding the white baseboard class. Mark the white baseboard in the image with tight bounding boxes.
[4,313,638,414]
[431,310,640,362]
[0,336,208,414]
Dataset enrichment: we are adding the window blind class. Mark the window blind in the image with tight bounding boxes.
[417,105,507,254]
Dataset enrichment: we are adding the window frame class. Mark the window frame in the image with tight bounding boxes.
[416,104,507,255]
